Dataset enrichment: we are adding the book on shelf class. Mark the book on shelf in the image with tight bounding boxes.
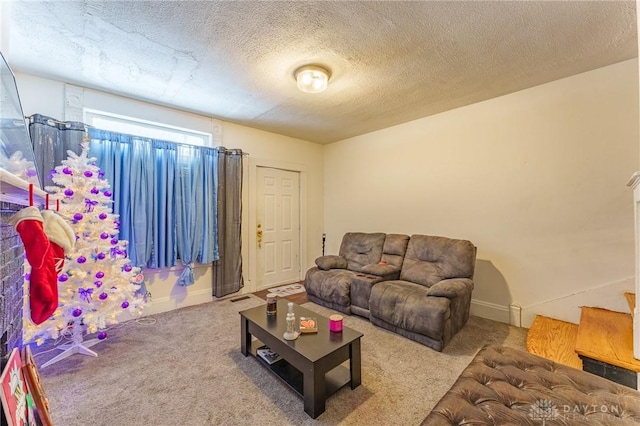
[256,345,282,365]
[299,317,318,333]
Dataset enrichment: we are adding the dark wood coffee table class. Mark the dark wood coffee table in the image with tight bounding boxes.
[240,299,363,418]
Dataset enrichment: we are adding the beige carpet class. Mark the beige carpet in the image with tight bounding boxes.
[34,295,527,425]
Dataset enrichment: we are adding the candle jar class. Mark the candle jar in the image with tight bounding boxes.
[266,293,277,315]
[329,314,343,332]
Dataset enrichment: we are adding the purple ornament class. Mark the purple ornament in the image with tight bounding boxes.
[77,256,87,264]
[104,190,112,197]
[58,274,68,282]
[121,301,130,309]
[25,273,31,281]
[97,252,106,260]
[94,280,102,288]
[98,171,105,179]
[97,331,107,340]
[95,271,105,278]
[84,170,93,177]
[62,167,72,175]
[64,189,74,197]
[90,187,100,194]
[110,238,118,245]
[99,292,108,300]
[123,264,132,272]
[100,232,109,240]
[73,213,83,221]
[72,308,82,317]
[99,213,108,220]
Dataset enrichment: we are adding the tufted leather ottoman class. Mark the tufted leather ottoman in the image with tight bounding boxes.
[423,344,640,425]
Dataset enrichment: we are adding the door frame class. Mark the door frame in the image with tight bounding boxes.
[247,158,308,293]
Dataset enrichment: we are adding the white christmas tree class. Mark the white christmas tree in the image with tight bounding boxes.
[23,141,146,364]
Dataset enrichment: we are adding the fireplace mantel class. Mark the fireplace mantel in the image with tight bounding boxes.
[0,167,49,207]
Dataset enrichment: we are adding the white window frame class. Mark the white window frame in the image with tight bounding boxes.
[84,108,213,147]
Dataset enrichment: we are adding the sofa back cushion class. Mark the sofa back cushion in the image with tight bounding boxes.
[381,234,410,268]
[339,232,386,272]
[400,235,476,287]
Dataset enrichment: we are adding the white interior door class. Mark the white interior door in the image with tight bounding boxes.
[256,167,300,290]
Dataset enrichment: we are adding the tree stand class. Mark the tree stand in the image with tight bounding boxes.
[41,319,101,368]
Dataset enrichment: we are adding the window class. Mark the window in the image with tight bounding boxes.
[84,109,212,147]
[86,111,220,279]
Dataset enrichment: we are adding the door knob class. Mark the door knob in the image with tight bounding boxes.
[257,224,263,248]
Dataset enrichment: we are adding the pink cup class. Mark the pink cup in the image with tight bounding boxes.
[329,314,343,332]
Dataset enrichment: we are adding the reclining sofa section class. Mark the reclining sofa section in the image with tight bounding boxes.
[304,232,409,317]
[369,235,477,352]
[304,232,476,352]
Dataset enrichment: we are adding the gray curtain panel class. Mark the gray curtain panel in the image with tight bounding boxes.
[29,114,87,188]
[212,148,244,297]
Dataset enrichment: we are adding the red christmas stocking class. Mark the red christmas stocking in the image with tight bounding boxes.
[41,210,75,275]
[9,206,57,325]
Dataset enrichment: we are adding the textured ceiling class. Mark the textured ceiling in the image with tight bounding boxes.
[5,1,638,144]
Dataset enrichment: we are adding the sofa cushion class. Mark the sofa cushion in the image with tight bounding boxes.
[426,278,474,298]
[400,235,476,287]
[339,232,386,272]
[315,255,348,270]
[304,267,355,307]
[381,233,410,268]
[360,263,399,276]
[369,280,450,341]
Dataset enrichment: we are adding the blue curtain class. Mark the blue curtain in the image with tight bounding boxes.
[31,122,224,286]
[151,141,177,269]
[88,129,180,269]
[175,144,219,286]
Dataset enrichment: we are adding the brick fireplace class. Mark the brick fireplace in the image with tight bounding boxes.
[0,201,25,373]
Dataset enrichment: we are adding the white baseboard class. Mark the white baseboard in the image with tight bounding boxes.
[143,287,254,316]
[144,288,215,316]
[470,299,510,325]
[471,279,634,329]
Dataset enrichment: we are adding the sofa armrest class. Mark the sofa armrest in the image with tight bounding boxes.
[360,263,400,277]
[315,255,348,270]
[426,278,474,299]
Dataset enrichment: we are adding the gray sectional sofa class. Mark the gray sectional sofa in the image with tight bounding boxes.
[304,232,477,351]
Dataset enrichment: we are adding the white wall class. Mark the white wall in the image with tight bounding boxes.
[325,59,639,327]
[15,73,324,315]
[0,2,10,54]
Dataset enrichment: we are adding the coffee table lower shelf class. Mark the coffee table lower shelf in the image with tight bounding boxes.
[250,340,351,398]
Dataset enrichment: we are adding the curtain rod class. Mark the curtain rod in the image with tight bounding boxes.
[27,115,249,155]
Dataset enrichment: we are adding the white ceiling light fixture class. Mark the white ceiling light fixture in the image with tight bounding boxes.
[294,64,331,94]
